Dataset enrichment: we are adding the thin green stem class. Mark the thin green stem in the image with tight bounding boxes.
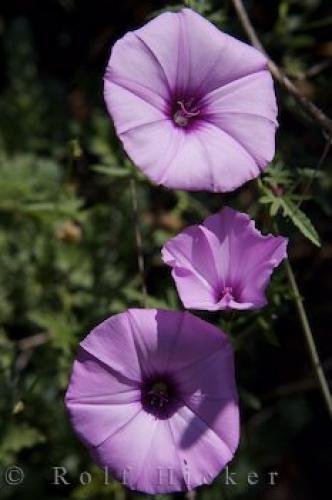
[295,138,332,210]
[231,0,332,139]
[284,257,332,418]
[231,0,332,419]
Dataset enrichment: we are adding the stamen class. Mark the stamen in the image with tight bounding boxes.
[176,101,200,118]
[223,286,233,297]
[173,110,189,127]
[218,286,234,304]
[173,100,200,127]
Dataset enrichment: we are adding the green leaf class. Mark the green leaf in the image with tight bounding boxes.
[29,311,77,353]
[24,199,82,218]
[280,198,321,247]
[259,194,275,205]
[259,181,321,247]
[263,161,293,188]
[93,165,130,178]
[0,424,45,455]
[270,199,281,217]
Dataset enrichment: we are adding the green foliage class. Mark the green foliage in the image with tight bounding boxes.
[0,1,331,499]
[0,153,83,220]
[259,162,321,246]
[0,425,46,465]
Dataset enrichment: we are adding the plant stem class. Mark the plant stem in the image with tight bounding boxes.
[230,0,332,139]
[284,257,332,418]
[130,177,147,307]
[231,0,332,417]
[186,490,197,500]
[296,138,332,210]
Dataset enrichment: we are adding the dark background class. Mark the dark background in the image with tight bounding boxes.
[0,1,331,499]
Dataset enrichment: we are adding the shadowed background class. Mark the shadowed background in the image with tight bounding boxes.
[0,1,331,499]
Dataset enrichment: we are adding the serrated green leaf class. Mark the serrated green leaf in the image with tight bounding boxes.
[280,198,321,247]
[270,199,281,216]
[259,181,320,247]
[263,161,293,187]
[259,194,275,204]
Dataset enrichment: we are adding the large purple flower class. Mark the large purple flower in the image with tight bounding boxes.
[162,208,288,311]
[104,8,277,192]
[65,309,239,493]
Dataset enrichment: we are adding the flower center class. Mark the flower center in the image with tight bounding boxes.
[222,286,233,298]
[146,381,170,408]
[141,376,179,419]
[172,99,200,128]
[217,286,234,304]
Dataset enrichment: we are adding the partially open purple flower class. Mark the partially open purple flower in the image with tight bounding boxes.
[162,208,288,311]
[65,309,239,493]
[104,8,277,192]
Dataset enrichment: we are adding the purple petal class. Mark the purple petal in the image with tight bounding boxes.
[134,11,183,91]
[162,226,220,309]
[205,208,288,308]
[182,397,239,457]
[65,310,240,493]
[92,415,187,493]
[177,9,268,94]
[177,342,237,399]
[236,234,288,307]
[169,406,235,489]
[80,312,141,380]
[162,207,288,310]
[65,348,141,447]
[167,312,230,372]
[176,343,239,454]
[66,348,140,403]
[126,310,229,374]
[104,8,278,193]
[125,308,184,376]
[104,82,167,135]
[105,30,170,101]
[202,71,277,168]
[156,123,260,192]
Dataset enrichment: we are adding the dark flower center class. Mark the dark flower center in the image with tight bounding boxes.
[172,99,200,128]
[141,375,180,419]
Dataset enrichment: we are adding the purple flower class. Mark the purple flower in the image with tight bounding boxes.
[162,207,288,311]
[104,8,277,192]
[65,309,239,493]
